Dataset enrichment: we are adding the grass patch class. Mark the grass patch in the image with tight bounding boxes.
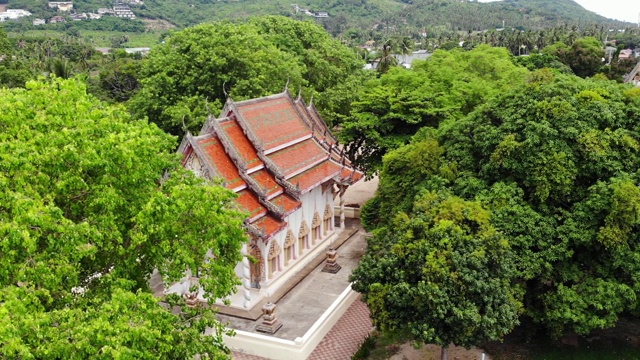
[352,329,410,360]
[486,318,640,360]
[10,30,163,48]
[79,31,162,48]
[489,342,640,360]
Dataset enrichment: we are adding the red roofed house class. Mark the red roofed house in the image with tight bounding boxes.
[174,89,362,309]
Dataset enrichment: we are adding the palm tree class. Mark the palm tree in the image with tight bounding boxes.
[376,41,398,74]
[49,58,73,79]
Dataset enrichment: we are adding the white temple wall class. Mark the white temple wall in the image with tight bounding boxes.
[257,184,336,297]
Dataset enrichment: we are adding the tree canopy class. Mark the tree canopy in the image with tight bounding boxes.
[339,45,528,174]
[544,37,604,78]
[0,78,247,359]
[357,71,640,341]
[129,16,364,136]
[352,189,521,356]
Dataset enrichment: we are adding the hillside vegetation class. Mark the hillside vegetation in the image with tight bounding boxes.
[5,0,634,42]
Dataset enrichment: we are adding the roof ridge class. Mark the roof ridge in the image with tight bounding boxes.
[232,91,288,107]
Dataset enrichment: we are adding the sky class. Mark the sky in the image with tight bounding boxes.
[573,0,639,24]
[478,0,640,24]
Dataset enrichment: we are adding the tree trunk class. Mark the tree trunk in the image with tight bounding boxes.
[441,346,449,360]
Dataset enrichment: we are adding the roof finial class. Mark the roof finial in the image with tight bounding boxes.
[222,81,228,98]
[284,77,290,93]
[308,94,314,108]
[297,88,302,101]
[181,115,188,133]
[205,97,213,117]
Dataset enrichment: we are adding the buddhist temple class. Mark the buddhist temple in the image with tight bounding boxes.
[173,89,363,310]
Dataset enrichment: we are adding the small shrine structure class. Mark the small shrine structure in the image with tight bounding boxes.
[174,89,362,310]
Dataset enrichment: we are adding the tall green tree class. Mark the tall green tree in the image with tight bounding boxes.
[129,17,363,136]
[129,21,303,136]
[0,28,33,87]
[360,70,640,338]
[544,37,604,78]
[340,45,528,174]
[0,78,247,359]
[352,191,521,359]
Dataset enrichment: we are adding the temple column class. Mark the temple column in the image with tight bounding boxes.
[339,185,346,229]
[242,244,251,308]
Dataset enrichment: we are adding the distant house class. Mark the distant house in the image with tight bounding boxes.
[69,12,87,21]
[94,47,111,55]
[113,4,135,18]
[48,2,73,12]
[97,8,113,15]
[49,15,66,23]
[87,12,101,19]
[0,9,32,21]
[292,4,328,18]
[619,49,634,61]
[124,47,151,56]
[33,18,46,25]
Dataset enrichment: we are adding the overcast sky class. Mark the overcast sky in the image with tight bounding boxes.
[573,0,639,24]
[478,0,639,24]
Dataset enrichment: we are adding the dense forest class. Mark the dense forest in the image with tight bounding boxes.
[3,3,640,358]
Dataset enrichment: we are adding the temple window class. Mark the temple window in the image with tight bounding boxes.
[323,204,333,235]
[298,221,310,255]
[250,245,262,289]
[312,212,321,244]
[284,230,295,266]
[267,240,281,279]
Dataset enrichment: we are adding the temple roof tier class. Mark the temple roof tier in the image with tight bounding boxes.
[180,89,362,242]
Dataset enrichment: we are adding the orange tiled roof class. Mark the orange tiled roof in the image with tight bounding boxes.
[288,160,344,192]
[340,168,364,183]
[270,193,301,213]
[253,215,287,239]
[197,137,246,190]
[235,97,310,150]
[236,190,266,219]
[220,118,263,169]
[267,139,327,176]
[250,169,282,197]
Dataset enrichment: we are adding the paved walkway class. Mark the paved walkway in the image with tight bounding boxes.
[232,298,373,360]
[307,299,373,360]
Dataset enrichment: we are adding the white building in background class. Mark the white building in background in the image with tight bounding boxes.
[97,8,113,15]
[48,2,73,12]
[113,4,135,18]
[33,18,46,25]
[0,9,32,21]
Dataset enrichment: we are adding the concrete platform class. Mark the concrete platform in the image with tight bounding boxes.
[218,218,366,341]
[213,219,360,321]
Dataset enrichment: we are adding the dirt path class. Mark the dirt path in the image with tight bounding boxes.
[390,343,489,360]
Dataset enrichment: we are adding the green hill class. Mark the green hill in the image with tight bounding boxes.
[132,0,632,30]
[4,0,634,42]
